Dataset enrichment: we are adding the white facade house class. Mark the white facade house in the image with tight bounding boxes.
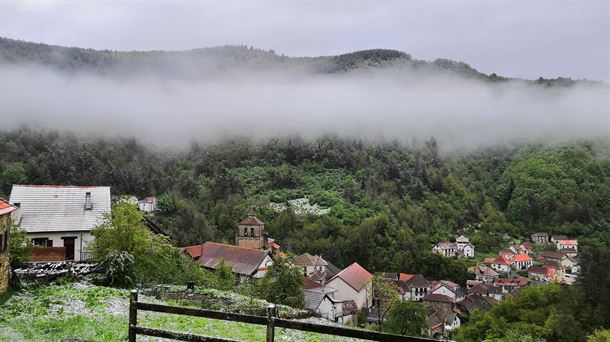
[138,197,157,213]
[491,256,512,273]
[9,185,111,262]
[432,242,457,257]
[460,243,475,258]
[326,262,373,309]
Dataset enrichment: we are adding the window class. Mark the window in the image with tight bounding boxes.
[250,227,255,236]
[0,231,6,253]
[32,238,52,247]
[243,228,248,236]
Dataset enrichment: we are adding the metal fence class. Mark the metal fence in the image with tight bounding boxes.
[128,290,438,342]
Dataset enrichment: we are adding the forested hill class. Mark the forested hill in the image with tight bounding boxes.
[1,129,609,279]
[0,37,582,85]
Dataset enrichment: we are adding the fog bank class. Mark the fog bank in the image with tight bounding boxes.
[1,64,608,150]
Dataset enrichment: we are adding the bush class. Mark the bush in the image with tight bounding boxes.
[101,251,135,288]
[90,203,207,286]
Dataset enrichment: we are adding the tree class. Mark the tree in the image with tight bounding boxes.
[257,256,304,308]
[89,202,206,285]
[101,251,135,288]
[372,275,400,330]
[587,329,610,342]
[211,259,235,291]
[384,300,428,337]
[8,224,31,267]
[2,163,27,194]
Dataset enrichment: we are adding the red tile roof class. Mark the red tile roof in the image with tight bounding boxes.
[513,254,532,262]
[557,240,578,245]
[484,257,495,263]
[198,242,270,276]
[423,293,454,303]
[329,262,372,292]
[495,277,529,287]
[399,273,413,282]
[492,255,511,265]
[0,199,17,216]
[179,244,204,259]
[239,216,265,226]
[303,276,322,290]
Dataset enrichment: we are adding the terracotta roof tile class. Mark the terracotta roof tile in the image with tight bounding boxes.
[329,262,372,292]
[0,199,17,216]
[198,242,270,276]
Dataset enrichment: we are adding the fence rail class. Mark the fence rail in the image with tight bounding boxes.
[128,290,438,342]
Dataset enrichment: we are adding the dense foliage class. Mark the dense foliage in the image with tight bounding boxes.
[2,130,608,276]
[89,203,207,285]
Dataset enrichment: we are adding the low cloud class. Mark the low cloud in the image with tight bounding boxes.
[0,63,608,150]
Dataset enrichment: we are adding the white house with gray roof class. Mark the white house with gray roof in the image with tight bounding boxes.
[9,185,111,262]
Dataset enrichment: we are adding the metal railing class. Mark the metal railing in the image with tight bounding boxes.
[128,290,437,342]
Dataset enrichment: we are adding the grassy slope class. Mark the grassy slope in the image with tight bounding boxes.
[0,282,357,342]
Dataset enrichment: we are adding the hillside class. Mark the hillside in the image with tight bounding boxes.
[0,37,581,85]
[1,130,609,280]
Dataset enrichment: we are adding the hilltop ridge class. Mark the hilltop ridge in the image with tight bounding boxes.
[0,37,584,86]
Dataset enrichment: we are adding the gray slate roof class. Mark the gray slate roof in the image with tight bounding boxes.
[9,185,111,233]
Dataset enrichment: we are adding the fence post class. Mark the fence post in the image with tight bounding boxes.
[266,304,276,342]
[128,289,138,342]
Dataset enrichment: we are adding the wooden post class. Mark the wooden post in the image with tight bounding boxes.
[266,304,276,342]
[128,289,138,342]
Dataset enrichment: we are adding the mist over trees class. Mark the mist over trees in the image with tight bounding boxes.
[1,129,609,275]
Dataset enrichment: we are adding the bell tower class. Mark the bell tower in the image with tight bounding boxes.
[236,207,268,250]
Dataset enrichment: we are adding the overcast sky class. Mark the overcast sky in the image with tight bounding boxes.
[1,1,609,82]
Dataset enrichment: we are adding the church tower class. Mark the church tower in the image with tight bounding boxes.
[236,207,268,250]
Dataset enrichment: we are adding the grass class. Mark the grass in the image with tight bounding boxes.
[0,281,361,341]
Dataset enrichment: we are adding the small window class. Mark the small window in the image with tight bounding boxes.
[250,227,255,236]
[32,238,51,247]
[243,227,248,236]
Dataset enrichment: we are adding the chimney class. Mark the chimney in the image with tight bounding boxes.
[85,192,92,210]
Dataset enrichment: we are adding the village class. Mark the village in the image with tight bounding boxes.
[0,184,581,340]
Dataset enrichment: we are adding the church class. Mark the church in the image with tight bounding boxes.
[178,208,281,279]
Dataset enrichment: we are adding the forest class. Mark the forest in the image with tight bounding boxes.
[1,128,609,273]
[2,128,610,340]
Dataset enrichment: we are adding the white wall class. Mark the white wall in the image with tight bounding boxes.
[431,285,456,300]
[326,278,371,309]
[27,231,93,262]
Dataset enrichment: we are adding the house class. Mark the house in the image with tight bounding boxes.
[294,253,329,278]
[512,254,533,270]
[520,242,534,254]
[9,185,111,262]
[432,242,457,257]
[455,235,469,249]
[528,265,557,282]
[458,294,498,316]
[551,235,569,243]
[326,262,373,309]
[494,277,529,294]
[531,232,549,245]
[467,282,503,301]
[427,307,460,338]
[471,264,499,284]
[0,199,17,293]
[303,283,355,323]
[558,248,578,258]
[192,242,273,279]
[429,280,465,303]
[460,243,475,259]
[490,255,512,273]
[555,240,578,253]
[538,251,568,263]
[138,196,157,213]
[400,274,431,301]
